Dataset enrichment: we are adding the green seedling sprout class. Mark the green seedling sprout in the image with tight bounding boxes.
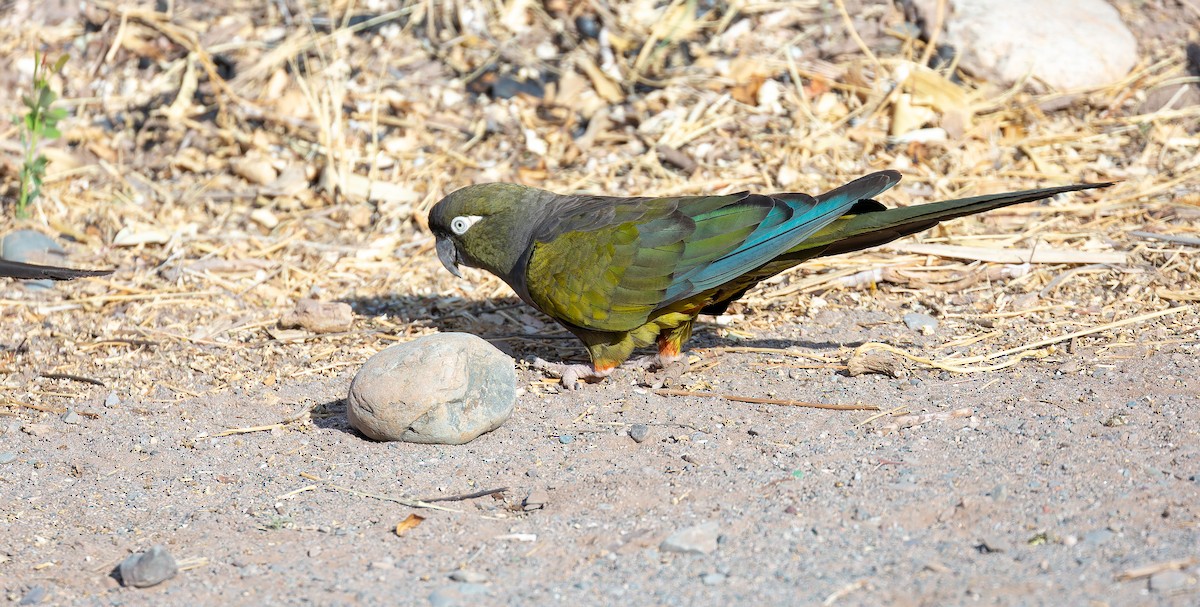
[14,51,69,218]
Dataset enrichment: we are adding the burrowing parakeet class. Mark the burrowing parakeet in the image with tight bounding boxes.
[429,171,1109,388]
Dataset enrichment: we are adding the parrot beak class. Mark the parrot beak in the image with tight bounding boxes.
[435,236,463,278]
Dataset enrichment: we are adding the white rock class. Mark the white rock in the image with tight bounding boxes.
[660,521,721,555]
[757,79,785,115]
[909,0,1136,90]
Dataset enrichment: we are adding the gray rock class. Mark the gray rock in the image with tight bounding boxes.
[1149,569,1194,593]
[1083,528,1114,545]
[903,312,938,334]
[661,521,720,555]
[1,230,66,290]
[700,572,726,585]
[908,0,1136,90]
[18,585,47,605]
[558,434,574,445]
[61,410,81,425]
[347,333,516,444]
[0,452,16,464]
[104,392,120,408]
[119,545,178,588]
[629,423,650,443]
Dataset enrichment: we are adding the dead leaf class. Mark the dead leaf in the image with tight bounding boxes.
[395,514,426,536]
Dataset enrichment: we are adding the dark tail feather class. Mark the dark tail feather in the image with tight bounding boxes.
[771,170,902,208]
[796,181,1114,259]
[0,259,114,280]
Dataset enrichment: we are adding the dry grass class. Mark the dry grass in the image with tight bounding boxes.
[0,0,1198,412]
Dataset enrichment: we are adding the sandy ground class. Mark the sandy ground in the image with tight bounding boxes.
[3,305,1198,605]
[1,0,1199,605]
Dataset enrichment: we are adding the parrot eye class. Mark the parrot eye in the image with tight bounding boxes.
[449,215,482,235]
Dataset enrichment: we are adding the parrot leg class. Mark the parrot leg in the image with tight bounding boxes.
[625,325,692,385]
[625,352,686,370]
[530,358,614,390]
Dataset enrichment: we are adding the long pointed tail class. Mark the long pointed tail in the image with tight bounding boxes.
[0,259,114,280]
[792,181,1115,259]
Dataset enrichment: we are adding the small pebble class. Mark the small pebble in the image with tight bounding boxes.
[18,585,47,605]
[558,434,574,445]
[0,452,17,464]
[428,583,489,607]
[1149,570,1194,593]
[279,298,354,334]
[661,521,721,555]
[449,569,488,583]
[700,572,726,585]
[105,392,121,407]
[903,312,938,334]
[61,410,82,425]
[1083,528,1114,545]
[575,14,601,40]
[628,424,650,443]
[975,537,1010,553]
[18,583,47,607]
[21,424,53,437]
[523,489,550,511]
[119,545,178,588]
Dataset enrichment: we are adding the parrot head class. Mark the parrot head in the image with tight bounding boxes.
[428,183,543,281]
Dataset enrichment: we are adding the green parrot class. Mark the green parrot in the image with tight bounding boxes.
[429,171,1110,388]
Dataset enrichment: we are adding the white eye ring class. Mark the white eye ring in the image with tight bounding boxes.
[449,215,482,235]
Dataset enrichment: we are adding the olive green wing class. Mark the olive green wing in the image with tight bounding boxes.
[524,193,751,332]
[522,178,882,332]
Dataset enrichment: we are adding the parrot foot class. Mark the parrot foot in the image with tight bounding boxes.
[627,353,690,388]
[530,357,613,390]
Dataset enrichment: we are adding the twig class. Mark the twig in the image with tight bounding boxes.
[856,405,910,427]
[1129,230,1200,247]
[856,306,1191,373]
[208,423,285,437]
[420,487,508,503]
[1116,558,1198,581]
[2,400,65,414]
[39,373,107,387]
[832,0,880,70]
[875,407,974,433]
[653,388,878,411]
[707,346,840,363]
[327,484,460,512]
